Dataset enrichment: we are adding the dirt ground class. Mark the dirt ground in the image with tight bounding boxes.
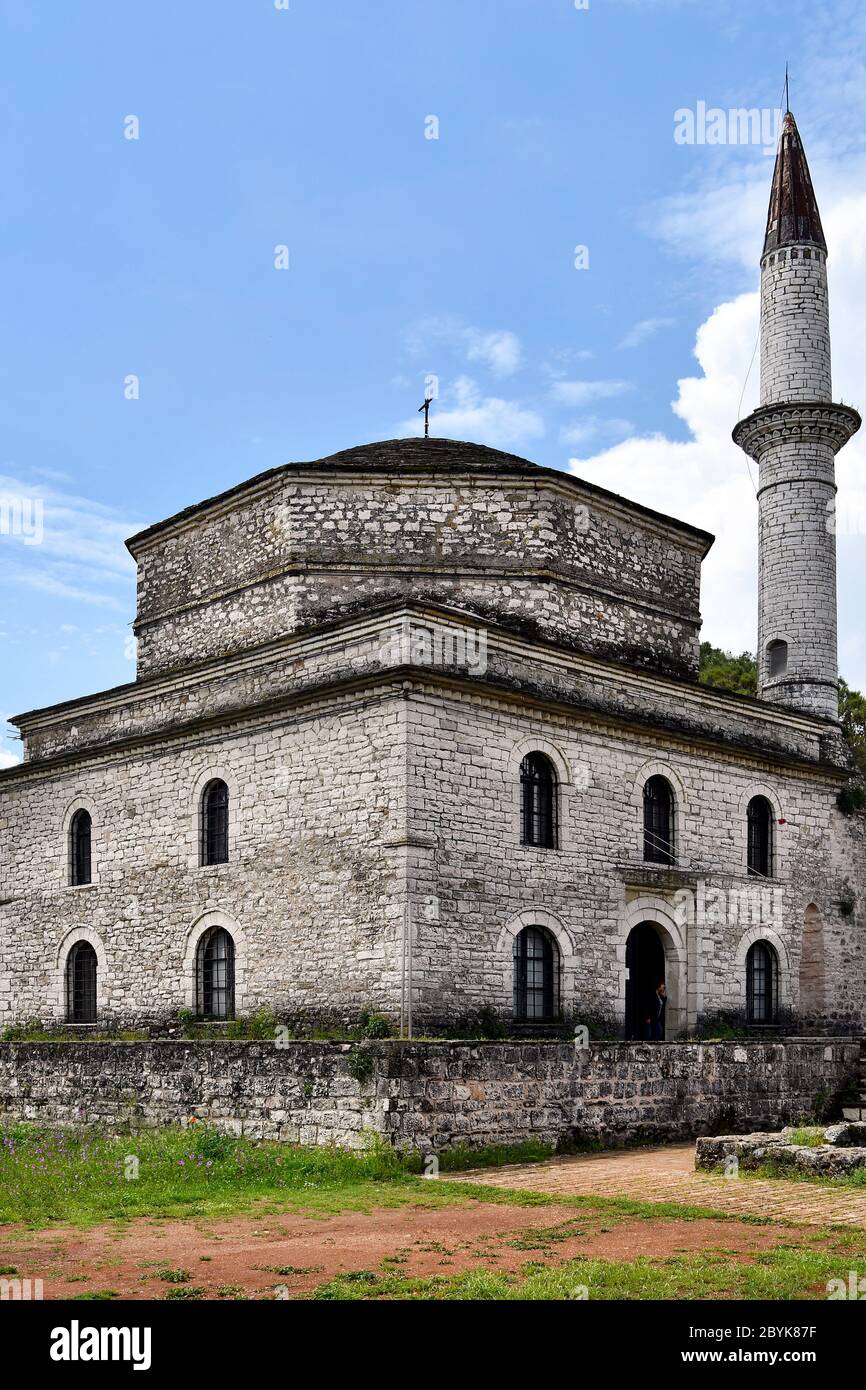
[0,1200,789,1301]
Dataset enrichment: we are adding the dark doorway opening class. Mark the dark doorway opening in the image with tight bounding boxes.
[625,923,665,1040]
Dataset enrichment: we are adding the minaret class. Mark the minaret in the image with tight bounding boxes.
[733,110,860,720]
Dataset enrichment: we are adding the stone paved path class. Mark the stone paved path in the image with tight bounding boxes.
[446,1144,866,1227]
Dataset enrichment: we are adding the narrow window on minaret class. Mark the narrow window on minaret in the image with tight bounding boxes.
[767,640,788,679]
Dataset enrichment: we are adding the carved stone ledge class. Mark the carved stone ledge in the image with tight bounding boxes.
[733,401,861,459]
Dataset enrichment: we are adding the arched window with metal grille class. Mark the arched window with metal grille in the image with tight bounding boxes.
[69,809,92,886]
[520,753,558,848]
[747,796,774,878]
[201,779,229,866]
[513,925,559,1022]
[643,776,675,865]
[196,927,235,1020]
[65,941,97,1023]
[746,940,779,1024]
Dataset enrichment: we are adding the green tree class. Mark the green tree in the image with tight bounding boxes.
[839,678,866,779]
[698,644,866,780]
[698,642,758,697]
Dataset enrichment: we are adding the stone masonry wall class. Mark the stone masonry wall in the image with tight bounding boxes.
[757,436,838,715]
[2,651,863,1035]
[0,1039,856,1151]
[0,688,410,1029]
[129,445,707,681]
[754,244,842,720]
[14,606,840,769]
[403,683,865,1035]
[760,249,831,404]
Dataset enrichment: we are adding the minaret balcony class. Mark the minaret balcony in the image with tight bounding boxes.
[733,401,861,461]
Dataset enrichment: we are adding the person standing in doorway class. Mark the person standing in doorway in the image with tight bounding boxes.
[653,981,667,1040]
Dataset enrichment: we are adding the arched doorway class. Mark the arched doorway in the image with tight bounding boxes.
[625,922,666,1039]
[799,904,824,1023]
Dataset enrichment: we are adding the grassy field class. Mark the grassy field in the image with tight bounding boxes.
[3,1123,866,1301]
[311,1242,866,1301]
[0,1123,563,1227]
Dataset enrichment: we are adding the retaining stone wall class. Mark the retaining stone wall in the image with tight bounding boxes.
[0,1039,857,1152]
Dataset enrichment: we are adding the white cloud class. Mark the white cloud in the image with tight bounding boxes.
[395,375,544,451]
[559,417,634,447]
[406,317,523,377]
[465,329,522,376]
[0,750,21,769]
[550,379,633,407]
[618,317,674,349]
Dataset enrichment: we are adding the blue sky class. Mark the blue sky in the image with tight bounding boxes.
[2,0,866,764]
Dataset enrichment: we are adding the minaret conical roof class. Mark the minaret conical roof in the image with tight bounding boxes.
[763,110,826,255]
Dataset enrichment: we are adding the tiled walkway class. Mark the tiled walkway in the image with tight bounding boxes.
[446,1144,866,1227]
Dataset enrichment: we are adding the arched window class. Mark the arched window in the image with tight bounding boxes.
[65,941,97,1023]
[70,809,92,886]
[201,780,229,865]
[520,753,558,848]
[513,926,559,1022]
[746,940,779,1024]
[643,776,674,865]
[747,796,774,878]
[196,927,235,1019]
[767,640,788,679]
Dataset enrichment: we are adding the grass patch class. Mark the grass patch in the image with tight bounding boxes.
[785,1127,826,1148]
[436,1139,554,1171]
[311,1243,866,1301]
[0,1124,557,1228]
[748,1159,866,1190]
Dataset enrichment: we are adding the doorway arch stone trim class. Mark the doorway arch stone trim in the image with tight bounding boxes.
[620,897,688,1038]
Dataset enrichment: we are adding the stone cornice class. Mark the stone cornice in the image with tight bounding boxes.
[0,663,848,790]
[733,401,861,460]
[1,602,846,786]
[11,599,830,739]
[126,457,714,561]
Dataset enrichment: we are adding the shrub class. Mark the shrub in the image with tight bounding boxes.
[838,782,866,816]
[346,1045,375,1084]
[477,1005,508,1040]
[362,1014,392,1040]
[191,1125,235,1162]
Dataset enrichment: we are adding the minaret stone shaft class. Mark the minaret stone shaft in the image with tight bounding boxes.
[734,110,860,720]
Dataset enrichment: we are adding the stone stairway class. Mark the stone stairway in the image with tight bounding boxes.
[842,1039,866,1122]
